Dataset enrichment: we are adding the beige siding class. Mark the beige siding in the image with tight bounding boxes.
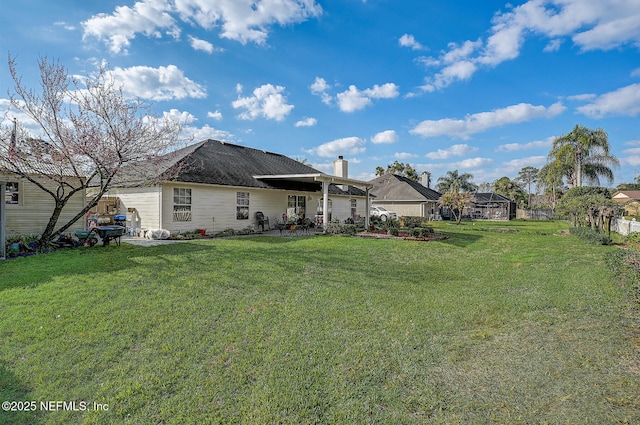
[161,183,300,233]
[108,182,369,234]
[110,186,162,230]
[4,177,85,236]
[372,201,438,218]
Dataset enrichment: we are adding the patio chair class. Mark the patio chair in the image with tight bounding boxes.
[255,211,269,231]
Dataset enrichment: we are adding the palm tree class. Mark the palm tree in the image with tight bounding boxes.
[547,125,619,187]
[436,170,477,193]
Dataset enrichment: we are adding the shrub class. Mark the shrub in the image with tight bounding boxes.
[325,223,357,236]
[625,232,640,244]
[399,216,431,228]
[569,227,613,245]
[605,248,640,303]
[410,227,434,238]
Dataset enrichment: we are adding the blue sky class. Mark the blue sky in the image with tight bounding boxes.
[2,0,640,187]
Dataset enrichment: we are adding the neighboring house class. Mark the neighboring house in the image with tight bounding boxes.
[106,140,372,234]
[1,174,86,258]
[612,190,640,217]
[369,173,441,219]
[467,193,516,220]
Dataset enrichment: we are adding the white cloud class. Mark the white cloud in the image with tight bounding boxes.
[163,108,197,125]
[307,136,366,158]
[500,156,547,172]
[576,83,640,118]
[623,147,640,155]
[82,0,180,54]
[420,0,640,91]
[336,83,399,112]
[109,65,206,101]
[294,117,317,127]
[188,35,220,53]
[496,137,554,152]
[632,68,640,77]
[232,84,294,121]
[208,110,223,120]
[310,76,332,105]
[567,93,597,101]
[411,102,566,139]
[456,157,494,169]
[399,34,424,50]
[620,147,640,166]
[425,144,478,160]
[421,157,494,172]
[543,39,563,52]
[394,152,418,159]
[54,21,76,31]
[83,0,322,54]
[181,124,236,143]
[371,130,398,144]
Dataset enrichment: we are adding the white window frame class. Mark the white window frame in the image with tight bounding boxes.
[4,181,20,206]
[236,192,250,220]
[173,187,192,222]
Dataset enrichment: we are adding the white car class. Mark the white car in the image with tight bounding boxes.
[370,206,397,221]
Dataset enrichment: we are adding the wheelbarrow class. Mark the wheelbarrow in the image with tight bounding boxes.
[76,225,126,246]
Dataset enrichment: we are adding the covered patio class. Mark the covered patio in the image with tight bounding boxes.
[253,172,374,231]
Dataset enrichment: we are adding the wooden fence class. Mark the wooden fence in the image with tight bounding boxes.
[516,209,554,220]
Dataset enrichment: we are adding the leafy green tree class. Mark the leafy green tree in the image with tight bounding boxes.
[556,187,618,230]
[438,191,473,224]
[493,177,527,205]
[436,170,477,193]
[547,125,619,187]
[477,182,492,192]
[375,161,419,181]
[516,166,539,207]
[616,182,640,191]
[538,163,566,209]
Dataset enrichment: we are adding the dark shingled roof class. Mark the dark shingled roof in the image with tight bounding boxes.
[120,139,367,196]
[473,192,513,203]
[369,174,441,201]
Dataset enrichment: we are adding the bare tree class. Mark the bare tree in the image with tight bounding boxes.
[1,56,181,247]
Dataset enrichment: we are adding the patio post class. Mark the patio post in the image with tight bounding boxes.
[365,187,370,229]
[322,180,329,231]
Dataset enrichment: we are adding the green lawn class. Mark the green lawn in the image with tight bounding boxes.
[1,221,638,424]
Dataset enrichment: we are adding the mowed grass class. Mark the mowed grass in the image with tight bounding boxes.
[1,221,639,424]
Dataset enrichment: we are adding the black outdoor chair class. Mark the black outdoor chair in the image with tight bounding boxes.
[255,211,270,231]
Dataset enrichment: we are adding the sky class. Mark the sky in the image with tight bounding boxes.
[1,0,640,188]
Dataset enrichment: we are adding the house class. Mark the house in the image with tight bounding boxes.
[1,174,86,258]
[105,140,372,234]
[612,190,640,216]
[369,173,441,219]
[468,193,516,220]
